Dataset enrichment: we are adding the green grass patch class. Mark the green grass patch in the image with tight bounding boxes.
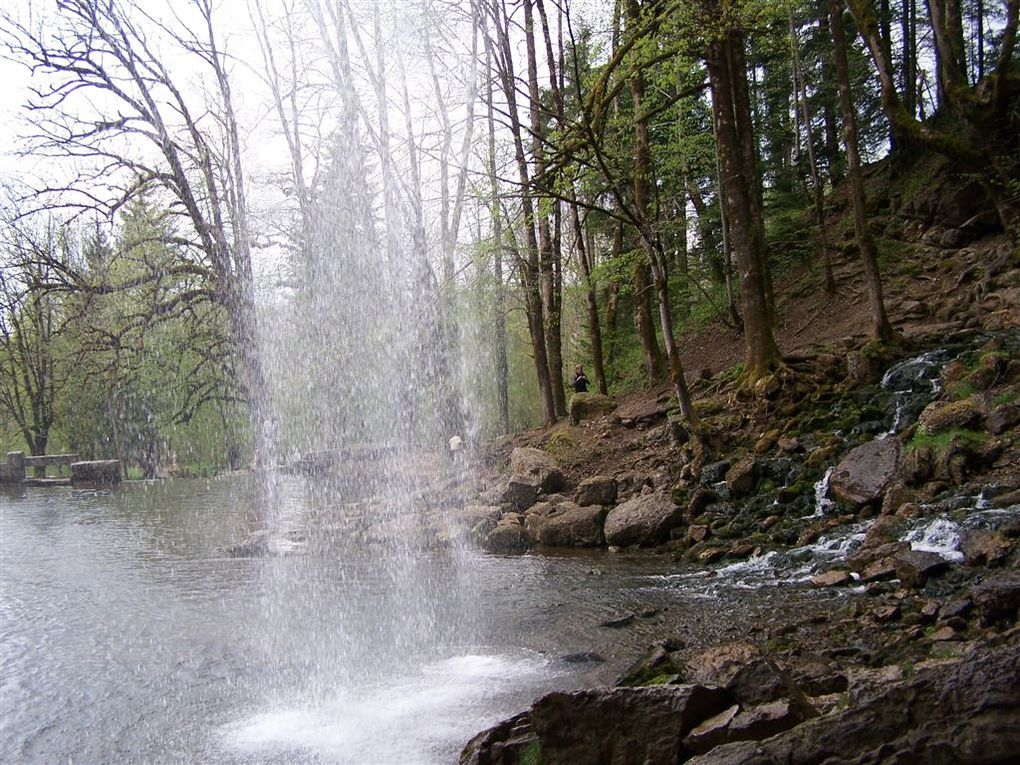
[993,391,1018,406]
[908,427,988,452]
[520,741,543,765]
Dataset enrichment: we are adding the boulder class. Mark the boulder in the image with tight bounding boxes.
[683,699,808,754]
[70,460,121,485]
[459,711,535,765]
[502,476,541,510]
[810,569,853,588]
[568,392,617,424]
[893,549,950,587]
[960,528,1012,566]
[603,492,683,547]
[970,578,1020,625]
[525,501,607,547]
[724,457,759,497]
[482,518,530,554]
[528,685,733,765]
[828,439,900,507]
[986,404,1019,435]
[616,471,654,499]
[615,397,668,427]
[576,475,617,506]
[681,642,797,707]
[917,396,984,435]
[684,643,1020,765]
[509,447,565,493]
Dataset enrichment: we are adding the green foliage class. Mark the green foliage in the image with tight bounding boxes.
[520,741,542,765]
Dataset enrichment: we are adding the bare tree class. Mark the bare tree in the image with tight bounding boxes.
[4,0,275,458]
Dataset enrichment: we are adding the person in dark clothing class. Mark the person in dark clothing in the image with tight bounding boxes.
[572,364,589,393]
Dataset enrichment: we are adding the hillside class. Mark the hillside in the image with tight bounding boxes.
[459,156,1020,763]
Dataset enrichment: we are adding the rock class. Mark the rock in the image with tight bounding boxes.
[70,460,121,485]
[777,437,802,454]
[603,492,683,547]
[525,501,607,547]
[810,569,853,588]
[575,475,617,506]
[568,392,617,424]
[985,404,1019,435]
[615,471,653,499]
[508,447,565,493]
[501,476,540,510]
[615,397,668,427]
[451,505,502,533]
[684,644,1020,765]
[617,640,683,686]
[880,481,915,515]
[939,598,974,621]
[687,487,719,517]
[893,549,950,587]
[899,446,934,485]
[828,439,900,507]
[960,528,1012,566]
[725,457,759,497]
[860,558,899,583]
[482,518,530,553]
[682,642,794,707]
[687,525,710,543]
[223,531,272,557]
[929,626,959,642]
[970,578,1020,625]
[459,711,535,765]
[917,396,984,435]
[700,460,731,485]
[683,699,808,754]
[873,604,901,622]
[528,685,733,765]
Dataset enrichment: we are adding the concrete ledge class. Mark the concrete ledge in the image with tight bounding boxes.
[71,460,121,485]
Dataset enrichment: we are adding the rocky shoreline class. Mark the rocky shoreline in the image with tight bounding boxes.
[450,316,1019,761]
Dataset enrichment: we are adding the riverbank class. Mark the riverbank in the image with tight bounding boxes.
[452,213,1019,760]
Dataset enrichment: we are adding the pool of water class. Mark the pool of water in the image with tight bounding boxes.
[4,475,786,764]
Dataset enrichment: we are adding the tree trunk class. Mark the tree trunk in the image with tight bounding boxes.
[706,26,781,380]
[571,202,608,395]
[831,0,894,341]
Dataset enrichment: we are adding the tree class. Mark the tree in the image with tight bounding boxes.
[4,0,275,462]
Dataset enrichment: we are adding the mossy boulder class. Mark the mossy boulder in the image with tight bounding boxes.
[917,397,985,436]
[569,392,617,424]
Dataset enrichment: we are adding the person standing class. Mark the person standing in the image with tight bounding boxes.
[572,365,589,393]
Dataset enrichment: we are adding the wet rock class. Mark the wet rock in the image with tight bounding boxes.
[917,396,984,435]
[618,640,683,686]
[810,569,853,588]
[508,447,565,493]
[880,481,915,515]
[687,525,710,544]
[684,643,1020,765]
[561,651,605,664]
[828,439,900,507]
[223,531,272,557]
[960,528,1012,566]
[894,549,950,587]
[482,518,530,553]
[525,501,607,548]
[459,711,535,765]
[568,392,617,425]
[575,475,617,507]
[805,444,838,468]
[528,685,733,765]
[603,492,683,547]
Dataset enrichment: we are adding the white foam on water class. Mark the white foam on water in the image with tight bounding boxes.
[219,651,550,764]
[903,518,963,563]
